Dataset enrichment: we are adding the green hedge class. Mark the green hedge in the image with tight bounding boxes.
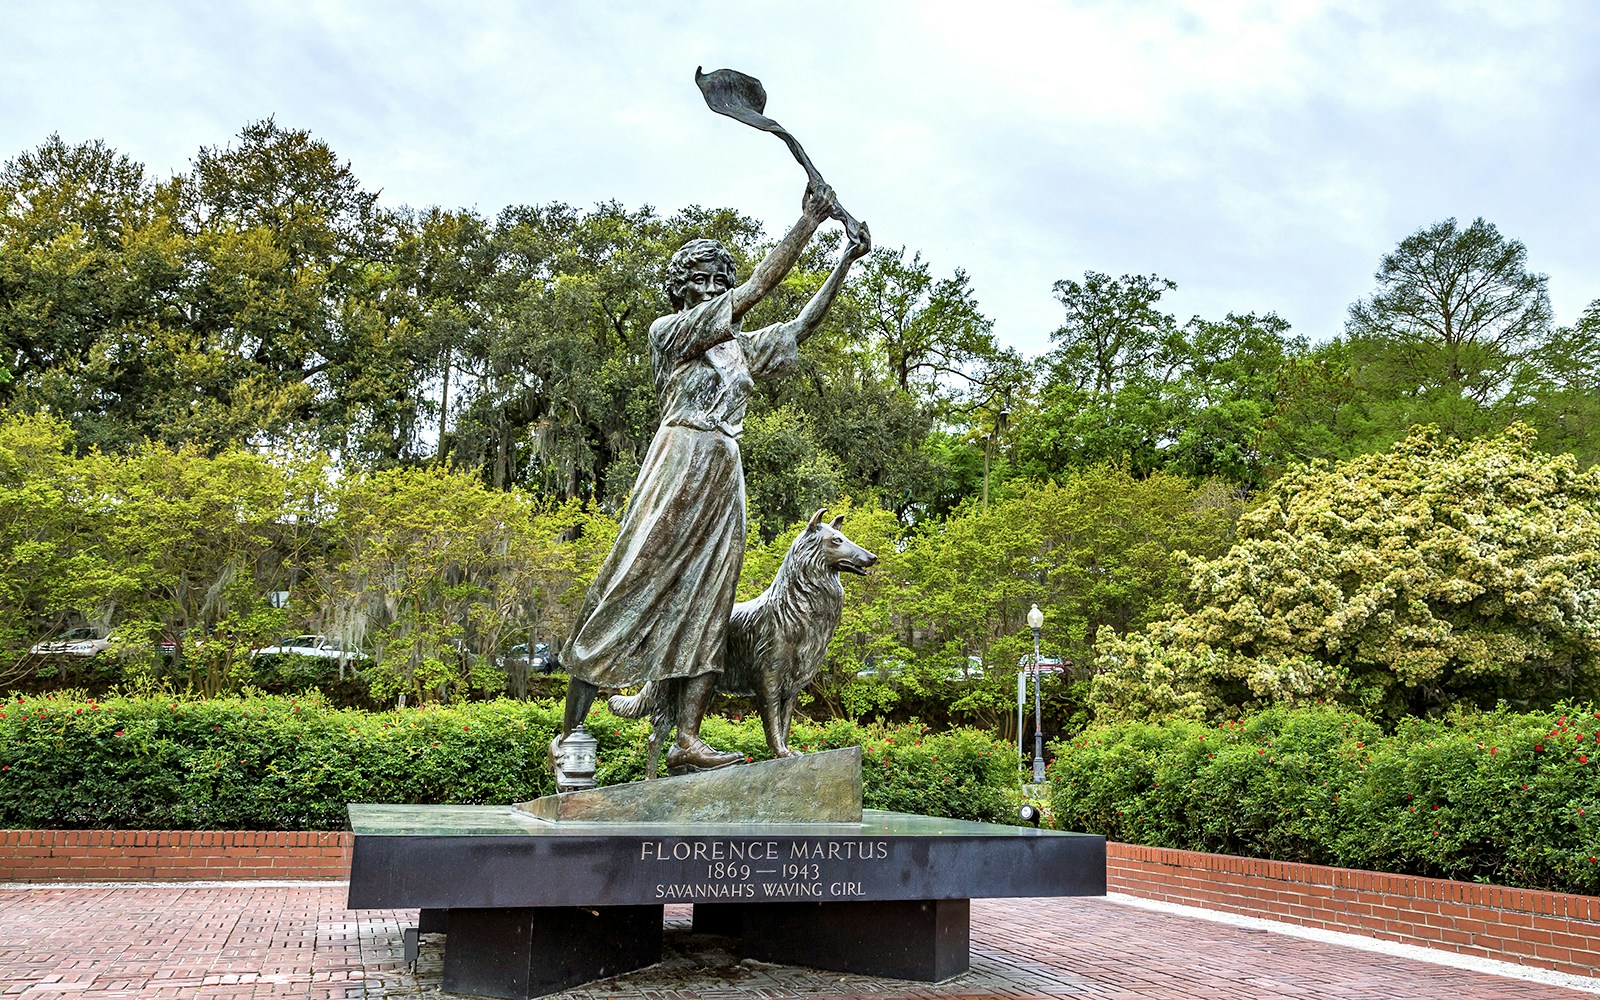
[1047,705,1600,894]
[0,692,1020,829]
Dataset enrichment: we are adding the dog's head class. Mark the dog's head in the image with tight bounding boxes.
[797,508,878,577]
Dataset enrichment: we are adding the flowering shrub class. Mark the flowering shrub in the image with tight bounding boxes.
[0,693,1020,829]
[1048,704,1600,894]
[1091,426,1600,721]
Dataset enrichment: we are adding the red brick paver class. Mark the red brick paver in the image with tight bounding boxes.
[0,882,1589,998]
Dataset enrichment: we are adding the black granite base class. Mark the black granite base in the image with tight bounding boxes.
[440,905,663,998]
[696,898,970,980]
[349,804,1105,999]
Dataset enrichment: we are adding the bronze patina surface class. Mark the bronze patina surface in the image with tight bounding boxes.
[517,747,863,824]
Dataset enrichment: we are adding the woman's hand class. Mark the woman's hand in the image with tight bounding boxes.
[803,180,837,222]
[845,221,872,262]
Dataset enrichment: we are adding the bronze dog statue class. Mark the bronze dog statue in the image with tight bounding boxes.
[608,508,877,775]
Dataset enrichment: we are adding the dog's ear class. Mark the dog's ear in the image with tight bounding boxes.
[808,508,826,530]
[830,515,844,530]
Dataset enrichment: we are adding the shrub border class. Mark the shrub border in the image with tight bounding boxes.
[1109,842,1600,980]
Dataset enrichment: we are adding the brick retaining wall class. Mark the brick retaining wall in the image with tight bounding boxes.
[3,830,1595,977]
[0,829,352,881]
[1108,842,1600,979]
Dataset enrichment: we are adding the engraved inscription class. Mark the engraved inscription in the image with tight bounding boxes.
[640,838,891,900]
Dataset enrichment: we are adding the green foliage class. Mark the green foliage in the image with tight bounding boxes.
[1263,220,1586,473]
[0,691,563,829]
[1047,705,1600,895]
[0,692,1020,829]
[319,466,610,706]
[1346,217,1551,406]
[891,470,1240,734]
[1093,425,1600,720]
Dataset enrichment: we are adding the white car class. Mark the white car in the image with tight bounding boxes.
[29,627,111,657]
[252,634,364,667]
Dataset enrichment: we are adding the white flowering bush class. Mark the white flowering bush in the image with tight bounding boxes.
[1092,425,1600,719]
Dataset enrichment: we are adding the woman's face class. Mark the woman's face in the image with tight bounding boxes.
[681,261,732,308]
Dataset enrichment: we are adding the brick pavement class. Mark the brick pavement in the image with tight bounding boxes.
[0,882,1592,999]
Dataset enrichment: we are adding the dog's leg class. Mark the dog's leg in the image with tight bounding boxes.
[758,669,792,757]
[777,692,801,756]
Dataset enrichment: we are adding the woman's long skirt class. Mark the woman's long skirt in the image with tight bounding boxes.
[561,425,745,688]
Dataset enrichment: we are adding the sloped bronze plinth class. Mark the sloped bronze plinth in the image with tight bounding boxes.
[514,746,863,824]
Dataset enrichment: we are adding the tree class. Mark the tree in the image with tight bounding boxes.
[1092,425,1600,721]
[318,466,616,705]
[443,202,764,501]
[1046,271,1184,398]
[852,247,1011,407]
[1016,272,1299,487]
[0,413,121,685]
[1510,299,1600,467]
[1266,220,1570,471]
[1346,217,1552,404]
[1017,272,1187,477]
[0,135,177,443]
[1162,312,1301,486]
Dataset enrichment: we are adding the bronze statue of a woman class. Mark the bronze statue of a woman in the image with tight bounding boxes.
[551,179,869,782]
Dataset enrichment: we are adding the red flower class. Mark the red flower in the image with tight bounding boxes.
[1581,756,1590,764]
[116,730,124,737]
[1489,747,1497,754]
[1536,745,1544,752]
[1432,804,1440,810]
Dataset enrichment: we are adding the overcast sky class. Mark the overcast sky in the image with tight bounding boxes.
[6,0,1597,357]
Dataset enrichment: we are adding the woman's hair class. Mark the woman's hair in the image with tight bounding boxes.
[663,239,737,309]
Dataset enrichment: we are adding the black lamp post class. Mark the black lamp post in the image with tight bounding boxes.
[1026,603,1045,784]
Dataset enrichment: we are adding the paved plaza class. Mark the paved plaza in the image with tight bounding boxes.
[1,881,1594,999]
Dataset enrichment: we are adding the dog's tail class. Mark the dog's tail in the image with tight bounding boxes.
[607,682,655,719]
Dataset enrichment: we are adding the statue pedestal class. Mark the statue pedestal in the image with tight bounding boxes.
[347,750,1105,998]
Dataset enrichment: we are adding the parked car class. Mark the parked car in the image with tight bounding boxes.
[855,656,907,680]
[1017,653,1071,675]
[500,642,554,675]
[251,634,365,668]
[29,627,111,658]
[947,656,988,681]
[158,626,211,661]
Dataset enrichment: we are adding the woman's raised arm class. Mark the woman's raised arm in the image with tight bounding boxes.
[730,181,837,320]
